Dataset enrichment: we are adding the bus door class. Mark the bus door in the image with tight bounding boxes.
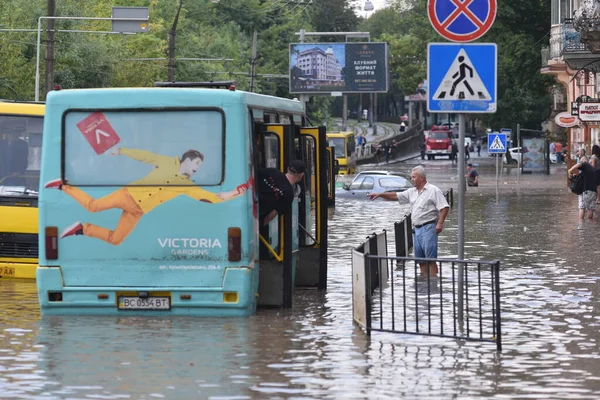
[325,145,336,207]
[295,126,328,290]
[347,133,357,174]
[254,123,296,308]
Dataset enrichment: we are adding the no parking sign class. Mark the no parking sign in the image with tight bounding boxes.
[428,0,497,42]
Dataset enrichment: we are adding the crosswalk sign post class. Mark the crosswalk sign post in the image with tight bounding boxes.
[487,132,507,205]
[487,132,507,154]
[427,0,498,326]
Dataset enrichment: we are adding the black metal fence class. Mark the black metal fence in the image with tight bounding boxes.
[352,189,502,352]
[364,254,502,351]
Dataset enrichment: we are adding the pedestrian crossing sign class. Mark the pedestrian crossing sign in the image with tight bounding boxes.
[487,132,507,154]
[427,43,497,113]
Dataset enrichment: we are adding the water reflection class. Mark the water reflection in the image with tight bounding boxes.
[1,163,600,398]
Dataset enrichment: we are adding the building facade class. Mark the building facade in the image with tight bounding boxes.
[297,47,342,81]
[542,0,600,168]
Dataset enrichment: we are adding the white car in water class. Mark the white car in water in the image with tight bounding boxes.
[336,171,412,200]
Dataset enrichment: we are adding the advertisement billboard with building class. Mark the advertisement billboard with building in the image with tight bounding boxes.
[289,42,388,94]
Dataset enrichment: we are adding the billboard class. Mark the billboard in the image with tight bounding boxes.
[289,42,389,94]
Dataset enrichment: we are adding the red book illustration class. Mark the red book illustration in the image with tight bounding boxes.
[76,112,121,155]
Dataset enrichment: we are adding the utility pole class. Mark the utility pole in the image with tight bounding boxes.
[44,0,56,97]
[249,29,258,92]
[168,0,183,82]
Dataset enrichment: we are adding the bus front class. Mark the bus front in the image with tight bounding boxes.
[0,102,44,279]
[37,88,257,316]
[327,132,356,175]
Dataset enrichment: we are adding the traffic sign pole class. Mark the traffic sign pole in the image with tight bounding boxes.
[457,80,467,322]
[427,0,498,325]
[517,123,521,186]
[496,149,500,202]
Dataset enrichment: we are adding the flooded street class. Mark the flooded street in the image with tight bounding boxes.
[2,161,600,399]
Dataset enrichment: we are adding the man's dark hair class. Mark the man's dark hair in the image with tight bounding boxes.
[467,163,473,167]
[181,149,204,162]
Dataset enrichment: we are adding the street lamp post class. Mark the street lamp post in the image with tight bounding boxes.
[35,15,148,101]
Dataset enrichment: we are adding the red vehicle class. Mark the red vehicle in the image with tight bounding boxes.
[424,125,452,160]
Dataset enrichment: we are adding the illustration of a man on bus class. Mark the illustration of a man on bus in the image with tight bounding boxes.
[44,147,250,245]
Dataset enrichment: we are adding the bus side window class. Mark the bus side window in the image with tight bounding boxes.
[263,135,279,169]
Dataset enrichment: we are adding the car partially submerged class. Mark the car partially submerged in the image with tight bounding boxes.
[336,171,412,199]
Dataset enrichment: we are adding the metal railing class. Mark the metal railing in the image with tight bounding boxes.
[352,190,502,352]
[364,255,502,351]
[562,19,589,53]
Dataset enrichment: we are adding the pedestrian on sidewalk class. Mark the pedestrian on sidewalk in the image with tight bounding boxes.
[451,141,458,164]
[357,134,365,156]
[420,139,427,160]
[568,150,596,221]
[385,142,392,164]
[476,139,482,157]
[367,165,450,277]
[555,142,563,163]
[590,144,600,204]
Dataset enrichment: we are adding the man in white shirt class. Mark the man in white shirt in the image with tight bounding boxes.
[367,165,450,276]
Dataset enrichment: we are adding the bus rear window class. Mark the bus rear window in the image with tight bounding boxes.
[63,110,224,186]
[0,115,43,196]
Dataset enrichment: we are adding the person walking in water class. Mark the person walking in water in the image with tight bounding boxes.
[367,165,449,277]
[450,56,474,97]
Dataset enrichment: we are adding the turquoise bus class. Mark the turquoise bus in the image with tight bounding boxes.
[37,84,329,316]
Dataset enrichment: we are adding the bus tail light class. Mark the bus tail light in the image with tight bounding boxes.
[45,226,59,260]
[228,227,241,261]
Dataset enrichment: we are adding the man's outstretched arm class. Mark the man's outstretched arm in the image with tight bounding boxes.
[367,191,398,201]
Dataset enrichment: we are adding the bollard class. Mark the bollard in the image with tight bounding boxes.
[373,124,377,135]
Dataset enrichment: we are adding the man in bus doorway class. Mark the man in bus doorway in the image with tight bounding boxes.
[366,165,449,277]
[258,159,305,227]
[44,147,248,245]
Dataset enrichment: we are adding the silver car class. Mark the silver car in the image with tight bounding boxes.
[336,172,412,199]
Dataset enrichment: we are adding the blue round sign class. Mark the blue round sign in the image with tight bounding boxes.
[428,0,497,42]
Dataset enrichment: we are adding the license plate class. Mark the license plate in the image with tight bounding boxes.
[0,267,15,277]
[118,296,171,310]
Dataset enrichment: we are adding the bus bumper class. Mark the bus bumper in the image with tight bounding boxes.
[0,260,38,279]
[36,267,258,317]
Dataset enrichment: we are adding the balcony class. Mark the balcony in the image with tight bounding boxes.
[560,19,600,72]
[573,2,600,53]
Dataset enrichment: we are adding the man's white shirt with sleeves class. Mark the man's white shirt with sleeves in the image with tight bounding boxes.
[396,183,449,227]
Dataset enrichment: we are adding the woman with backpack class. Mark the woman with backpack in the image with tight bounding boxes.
[590,144,600,204]
[569,149,597,221]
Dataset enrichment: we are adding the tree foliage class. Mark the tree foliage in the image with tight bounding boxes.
[0,0,555,129]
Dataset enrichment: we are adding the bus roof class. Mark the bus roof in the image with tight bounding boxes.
[45,88,305,114]
[0,100,45,116]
